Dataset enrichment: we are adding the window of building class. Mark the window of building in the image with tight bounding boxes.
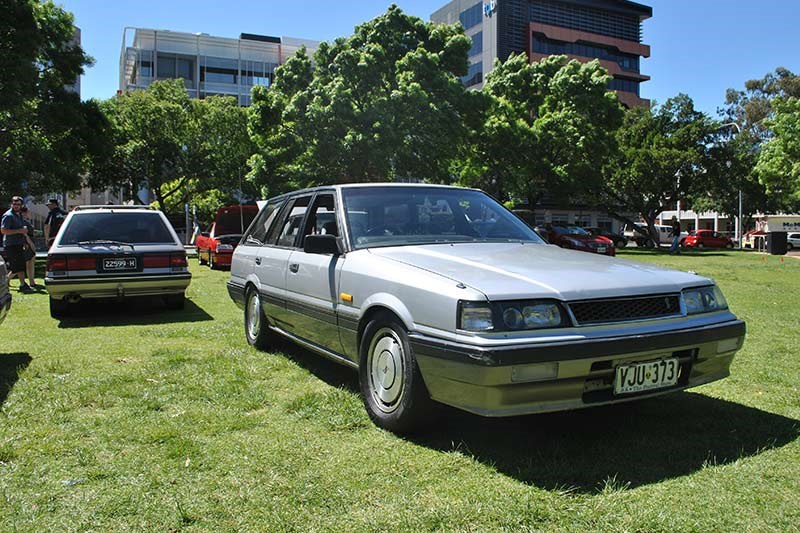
[157,55,176,79]
[462,61,483,88]
[531,35,639,72]
[469,32,483,57]
[201,57,238,85]
[609,78,640,96]
[530,0,643,43]
[459,2,483,30]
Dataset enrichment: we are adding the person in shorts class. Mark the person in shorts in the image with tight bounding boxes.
[1,196,33,293]
[19,205,42,290]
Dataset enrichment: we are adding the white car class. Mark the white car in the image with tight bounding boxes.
[45,205,191,318]
[787,233,800,250]
[228,184,745,433]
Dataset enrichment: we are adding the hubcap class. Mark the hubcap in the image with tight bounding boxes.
[368,328,404,413]
[247,292,261,340]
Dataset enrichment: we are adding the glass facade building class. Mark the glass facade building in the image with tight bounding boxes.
[431,0,652,106]
[119,28,318,106]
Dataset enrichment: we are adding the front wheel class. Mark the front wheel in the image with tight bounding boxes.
[245,287,273,350]
[787,242,793,251]
[617,239,626,248]
[359,313,433,434]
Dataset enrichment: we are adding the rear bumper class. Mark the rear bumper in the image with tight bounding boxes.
[0,291,11,324]
[412,320,745,417]
[45,273,191,300]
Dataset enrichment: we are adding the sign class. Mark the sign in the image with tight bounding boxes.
[484,0,497,17]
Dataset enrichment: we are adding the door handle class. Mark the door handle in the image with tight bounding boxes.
[255,257,261,265]
[289,263,299,273]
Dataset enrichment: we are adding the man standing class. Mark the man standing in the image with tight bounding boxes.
[1,197,33,292]
[669,216,681,255]
[44,197,67,247]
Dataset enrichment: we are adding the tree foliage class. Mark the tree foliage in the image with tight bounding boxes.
[755,96,800,208]
[464,54,623,204]
[248,5,482,196]
[0,0,110,198]
[603,94,716,242]
[97,80,253,213]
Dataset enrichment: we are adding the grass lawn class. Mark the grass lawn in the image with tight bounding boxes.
[1,250,798,531]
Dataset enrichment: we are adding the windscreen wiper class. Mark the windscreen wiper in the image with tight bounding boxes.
[77,240,135,249]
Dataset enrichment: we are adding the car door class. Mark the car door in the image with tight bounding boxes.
[283,192,346,354]
[254,195,312,333]
[231,200,284,298]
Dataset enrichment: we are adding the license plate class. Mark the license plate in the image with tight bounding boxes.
[102,257,136,271]
[614,358,679,395]
[596,247,606,254]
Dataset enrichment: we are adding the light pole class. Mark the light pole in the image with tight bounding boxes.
[720,122,743,248]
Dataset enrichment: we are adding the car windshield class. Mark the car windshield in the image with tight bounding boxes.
[215,207,258,236]
[60,212,176,245]
[552,226,590,236]
[342,187,545,249]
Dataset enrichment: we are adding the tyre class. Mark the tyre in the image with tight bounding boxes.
[787,242,793,251]
[725,243,734,249]
[198,250,207,266]
[208,252,215,270]
[359,312,433,434]
[49,297,68,319]
[164,293,185,310]
[617,239,626,248]
[245,286,272,350]
[697,243,705,249]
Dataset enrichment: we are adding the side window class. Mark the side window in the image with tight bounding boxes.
[275,196,311,248]
[299,193,337,248]
[242,201,283,246]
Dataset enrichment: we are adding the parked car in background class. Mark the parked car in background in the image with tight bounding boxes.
[0,256,11,325]
[623,223,687,247]
[227,184,745,434]
[45,205,191,318]
[682,230,735,249]
[547,225,615,256]
[196,205,259,269]
[787,233,800,250]
[585,226,627,248]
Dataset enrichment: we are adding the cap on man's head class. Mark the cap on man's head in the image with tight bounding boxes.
[47,198,59,205]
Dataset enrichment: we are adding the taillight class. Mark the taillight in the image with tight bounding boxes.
[143,255,170,268]
[170,253,187,268]
[67,256,97,270]
[47,256,67,271]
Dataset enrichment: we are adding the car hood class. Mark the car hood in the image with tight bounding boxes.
[368,242,710,301]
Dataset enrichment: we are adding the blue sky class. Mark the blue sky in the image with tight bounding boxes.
[60,0,799,116]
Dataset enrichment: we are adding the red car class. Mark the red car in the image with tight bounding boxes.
[682,230,734,249]
[196,205,258,269]
[547,225,615,256]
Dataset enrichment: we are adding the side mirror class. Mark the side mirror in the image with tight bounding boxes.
[304,234,343,255]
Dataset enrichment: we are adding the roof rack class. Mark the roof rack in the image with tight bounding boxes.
[72,205,157,211]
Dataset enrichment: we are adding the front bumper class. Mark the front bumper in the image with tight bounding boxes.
[411,320,745,417]
[0,291,11,324]
[45,273,191,300]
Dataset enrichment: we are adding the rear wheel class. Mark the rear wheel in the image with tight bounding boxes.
[49,297,68,319]
[617,239,626,248]
[359,312,433,434]
[198,250,207,266]
[164,293,185,310]
[208,252,215,270]
[725,242,734,249]
[697,243,705,249]
[245,287,272,350]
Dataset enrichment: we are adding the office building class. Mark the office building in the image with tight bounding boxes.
[431,0,652,107]
[119,28,319,106]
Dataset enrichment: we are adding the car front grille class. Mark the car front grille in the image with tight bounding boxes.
[568,294,681,325]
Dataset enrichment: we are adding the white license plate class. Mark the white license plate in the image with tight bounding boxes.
[103,257,136,271]
[596,247,606,253]
[614,358,679,395]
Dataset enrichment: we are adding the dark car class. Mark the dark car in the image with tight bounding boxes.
[547,225,615,256]
[585,226,627,248]
[195,205,259,269]
[683,230,735,249]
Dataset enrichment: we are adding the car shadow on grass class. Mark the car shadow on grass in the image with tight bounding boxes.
[0,353,31,407]
[411,392,799,493]
[55,298,214,328]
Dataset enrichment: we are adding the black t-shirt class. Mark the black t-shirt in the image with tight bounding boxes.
[45,208,67,239]
[671,220,681,237]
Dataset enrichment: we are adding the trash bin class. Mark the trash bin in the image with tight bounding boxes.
[767,231,787,255]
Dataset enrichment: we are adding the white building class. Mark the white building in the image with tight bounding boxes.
[120,28,319,106]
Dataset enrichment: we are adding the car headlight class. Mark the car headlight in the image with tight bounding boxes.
[459,300,567,332]
[216,244,234,252]
[683,286,728,314]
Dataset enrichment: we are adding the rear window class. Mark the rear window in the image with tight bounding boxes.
[60,212,176,245]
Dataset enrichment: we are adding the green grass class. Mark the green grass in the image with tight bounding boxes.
[0,251,798,531]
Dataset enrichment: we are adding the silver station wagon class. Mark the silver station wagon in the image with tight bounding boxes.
[228,184,745,433]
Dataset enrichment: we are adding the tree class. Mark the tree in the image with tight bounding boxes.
[248,5,482,195]
[464,54,623,204]
[603,94,716,245]
[0,0,111,198]
[97,80,253,213]
[755,96,800,208]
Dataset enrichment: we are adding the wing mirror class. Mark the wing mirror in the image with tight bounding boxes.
[304,234,343,255]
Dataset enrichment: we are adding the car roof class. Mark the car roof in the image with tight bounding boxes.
[263,183,481,203]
